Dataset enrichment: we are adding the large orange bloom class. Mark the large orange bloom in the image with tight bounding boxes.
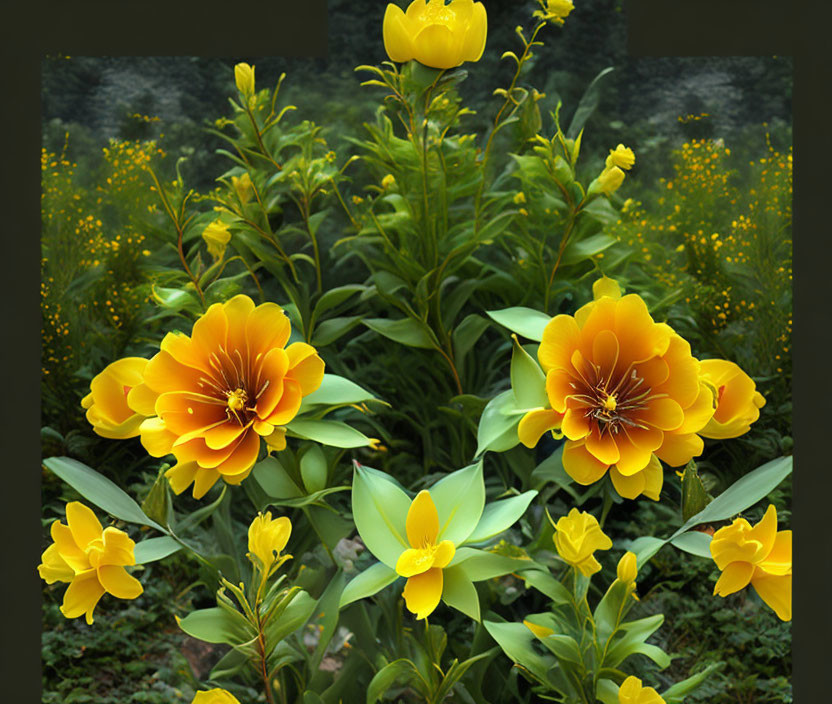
[519,280,714,500]
[128,295,324,499]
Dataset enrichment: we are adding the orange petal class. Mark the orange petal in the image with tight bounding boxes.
[143,350,206,395]
[654,335,700,408]
[654,431,703,467]
[192,467,222,499]
[222,295,256,357]
[286,342,325,396]
[214,428,261,477]
[636,397,684,431]
[613,295,671,364]
[591,329,619,382]
[561,408,591,440]
[584,427,620,465]
[539,315,580,373]
[264,378,303,426]
[155,391,227,436]
[676,382,715,434]
[546,369,576,413]
[562,440,609,485]
[246,302,291,359]
[615,426,663,476]
[253,348,289,419]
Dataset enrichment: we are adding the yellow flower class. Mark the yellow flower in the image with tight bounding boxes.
[231,173,253,205]
[618,675,666,704]
[552,508,612,576]
[381,173,396,189]
[606,144,636,171]
[597,165,626,195]
[699,359,766,439]
[533,0,574,25]
[616,551,638,585]
[129,295,324,499]
[81,357,150,439]
[202,220,231,260]
[247,511,292,574]
[396,491,456,619]
[383,0,488,70]
[520,279,715,500]
[37,502,143,625]
[710,505,791,621]
[192,690,241,704]
[513,191,527,204]
[234,62,255,97]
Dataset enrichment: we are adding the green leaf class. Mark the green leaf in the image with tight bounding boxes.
[151,285,202,314]
[560,234,618,266]
[680,460,711,522]
[352,463,411,568]
[300,445,328,493]
[431,461,486,545]
[442,565,480,621]
[252,456,303,499]
[596,679,620,704]
[340,562,399,608]
[312,284,366,321]
[475,389,524,456]
[450,548,532,582]
[483,620,554,686]
[177,484,227,533]
[453,313,490,363]
[604,614,668,669]
[670,530,712,558]
[521,569,572,604]
[541,633,583,665]
[486,307,550,342]
[510,336,547,409]
[300,373,378,410]
[662,663,722,703]
[310,315,364,347]
[287,418,373,448]
[566,66,614,139]
[594,580,634,645]
[465,491,538,544]
[363,317,436,349]
[134,536,181,564]
[44,457,163,531]
[177,606,255,646]
[366,659,419,704]
[264,589,317,646]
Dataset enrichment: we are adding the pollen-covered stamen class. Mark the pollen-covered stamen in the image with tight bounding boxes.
[225,387,250,425]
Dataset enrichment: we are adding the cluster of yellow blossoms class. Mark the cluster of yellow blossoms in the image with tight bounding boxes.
[518,277,765,501]
[81,295,325,498]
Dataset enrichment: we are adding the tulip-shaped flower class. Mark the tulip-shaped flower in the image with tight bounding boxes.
[383,0,487,70]
[37,502,143,624]
[618,676,666,704]
[81,357,150,439]
[396,490,456,619]
[616,550,638,588]
[552,508,612,576]
[699,359,766,439]
[710,504,791,620]
[247,511,292,577]
[192,689,241,704]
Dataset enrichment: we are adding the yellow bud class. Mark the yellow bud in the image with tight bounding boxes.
[513,191,527,204]
[381,173,396,189]
[201,220,231,260]
[616,551,638,584]
[597,166,626,195]
[231,172,253,205]
[234,62,255,98]
[247,512,292,574]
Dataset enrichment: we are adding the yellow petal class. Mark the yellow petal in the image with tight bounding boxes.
[383,3,416,62]
[61,570,106,624]
[406,490,440,547]
[518,408,562,448]
[139,417,178,457]
[246,302,291,358]
[38,544,75,584]
[575,554,602,576]
[402,567,443,619]
[640,454,664,501]
[66,502,103,548]
[609,465,646,500]
[99,527,136,567]
[751,571,791,621]
[562,440,609,485]
[264,378,303,426]
[758,530,791,576]
[165,461,199,495]
[460,1,487,61]
[654,431,703,467]
[50,521,89,572]
[413,23,463,69]
[713,560,754,597]
[193,467,222,499]
[432,540,456,568]
[126,382,158,417]
[539,315,580,373]
[396,547,435,578]
[746,504,778,561]
[592,276,622,301]
[97,565,143,599]
[286,342,325,396]
[264,426,287,452]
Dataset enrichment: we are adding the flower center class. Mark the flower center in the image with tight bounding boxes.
[225,387,249,424]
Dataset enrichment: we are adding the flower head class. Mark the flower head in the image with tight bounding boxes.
[381,173,396,189]
[552,508,612,576]
[710,504,791,620]
[383,0,488,70]
[231,173,254,205]
[699,359,765,439]
[81,357,150,439]
[37,502,143,624]
[248,511,292,574]
[618,676,666,704]
[597,165,626,195]
[533,0,574,26]
[606,144,636,171]
[520,278,716,501]
[396,490,456,619]
[130,294,325,499]
[192,690,241,704]
[202,220,231,260]
[234,63,255,97]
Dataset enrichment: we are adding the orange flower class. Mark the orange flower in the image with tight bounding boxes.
[130,295,324,499]
[520,279,714,500]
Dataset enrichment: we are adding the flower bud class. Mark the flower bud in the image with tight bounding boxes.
[231,172,253,205]
[247,512,292,574]
[234,62,255,98]
[201,220,231,260]
[597,166,626,195]
[381,173,396,189]
[616,551,638,585]
[192,689,242,704]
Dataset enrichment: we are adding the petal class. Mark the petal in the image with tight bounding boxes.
[432,540,456,569]
[609,465,646,500]
[383,3,416,62]
[126,382,158,417]
[518,408,562,448]
[460,0,487,61]
[222,295,256,359]
[264,378,303,426]
[402,567,443,619]
[406,490,440,547]
[634,356,670,389]
[654,334,701,409]
[676,382,716,434]
[640,454,664,501]
[562,440,609,485]
[286,342,325,396]
[751,571,791,621]
[575,554,602,576]
[546,369,576,413]
[413,23,462,69]
[213,429,261,477]
[539,315,580,373]
[591,329,619,381]
[50,521,89,572]
[142,350,206,395]
[615,426,663,475]
[139,417,178,457]
[253,348,289,419]
[758,530,792,576]
[654,431,704,467]
[584,427,620,465]
[38,544,75,584]
[193,467,222,499]
[713,560,754,596]
[247,302,291,359]
[155,391,227,436]
[99,527,136,567]
[88,412,145,440]
[88,367,132,425]
[561,407,591,440]
[746,504,778,561]
[97,565,143,599]
[165,461,199,495]
[61,570,106,624]
[202,419,249,451]
[636,397,684,431]
[66,502,103,548]
[264,426,287,452]
[173,435,240,469]
[396,548,435,578]
[613,295,671,364]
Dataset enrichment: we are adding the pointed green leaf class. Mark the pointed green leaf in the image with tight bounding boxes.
[352,463,411,568]
[442,565,480,621]
[510,336,547,409]
[300,445,328,493]
[475,389,524,456]
[287,419,373,448]
[134,536,181,564]
[486,307,550,342]
[450,548,532,582]
[252,456,303,499]
[464,491,537,544]
[340,562,399,608]
[363,317,436,349]
[300,373,378,410]
[431,461,486,545]
[483,620,554,686]
[177,606,255,646]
